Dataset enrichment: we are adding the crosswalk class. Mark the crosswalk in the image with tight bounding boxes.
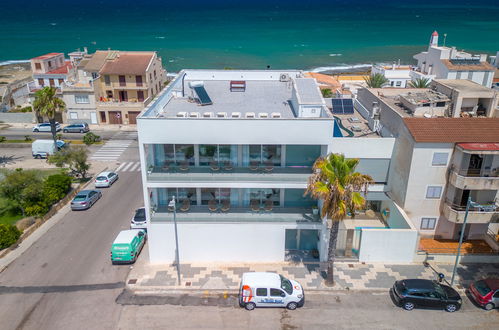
[113,131,138,140]
[115,161,142,172]
[90,130,138,161]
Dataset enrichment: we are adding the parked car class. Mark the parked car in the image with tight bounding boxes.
[71,190,102,210]
[130,207,147,230]
[95,171,119,188]
[63,123,89,133]
[468,278,499,310]
[391,279,462,312]
[32,122,61,132]
[110,229,147,264]
[239,272,304,311]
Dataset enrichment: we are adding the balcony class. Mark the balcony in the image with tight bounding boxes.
[146,163,312,185]
[150,205,320,224]
[449,168,499,190]
[103,82,148,90]
[96,97,150,108]
[61,82,94,92]
[443,199,499,224]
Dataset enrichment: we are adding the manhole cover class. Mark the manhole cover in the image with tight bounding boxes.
[128,279,137,284]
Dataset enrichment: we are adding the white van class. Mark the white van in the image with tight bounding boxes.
[32,139,67,159]
[239,272,304,311]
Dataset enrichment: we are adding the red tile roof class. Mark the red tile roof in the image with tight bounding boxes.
[403,118,499,143]
[99,53,154,75]
[46,61,72,75]
[457,143,499,151]
[32,52,64,60]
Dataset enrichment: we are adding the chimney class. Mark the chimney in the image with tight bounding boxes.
[430,31,438,47]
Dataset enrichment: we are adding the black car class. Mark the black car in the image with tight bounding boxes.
[392,279,462,312]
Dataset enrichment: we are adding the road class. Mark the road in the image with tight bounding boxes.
[0,127,118,141]
[0,170,143,329]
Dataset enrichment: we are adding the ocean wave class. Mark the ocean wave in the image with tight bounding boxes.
[329,53,342,57]
[310,64,372,73]
[0,60,30,66]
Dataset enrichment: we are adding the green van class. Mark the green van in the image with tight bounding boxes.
[110,229,146,264]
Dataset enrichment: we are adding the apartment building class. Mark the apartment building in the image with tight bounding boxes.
[413,31,495,88]
[356,87,499,250]
[93,50,166,125]
[137,70,418,264]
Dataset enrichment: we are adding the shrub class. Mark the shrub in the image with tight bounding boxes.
[0,136,5,142]
[83,132,101,145]
[321,88,333,98]
[21,106,32,112]
[0,224,22,249]
[24,135,32,142]
[56,133,63,140]
[25,203,49,217]
[43,174,72,205]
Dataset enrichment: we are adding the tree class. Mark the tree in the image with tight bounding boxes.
[305,153,373,286]
[409,78,431,88]
[48,146,90,179]
[364,73,389,88]
[0,170,43,216]
[321,88,333,98]
[33,87,66,146]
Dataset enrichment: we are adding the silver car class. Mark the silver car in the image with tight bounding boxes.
[33,122,61,132]
[71,190,102,210]
[130,207,147,230]
[95,171,119,188]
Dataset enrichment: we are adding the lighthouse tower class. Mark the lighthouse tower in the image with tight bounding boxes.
[430,31,438,47]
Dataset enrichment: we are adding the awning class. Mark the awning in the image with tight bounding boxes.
[457,143,499,152]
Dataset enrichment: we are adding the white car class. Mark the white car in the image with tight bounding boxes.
[130,207,147,230]
[94,171,119,188]
[239,272,304,310]
[33,122,61,132]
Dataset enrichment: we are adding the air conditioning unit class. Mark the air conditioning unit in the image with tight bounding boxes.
[203,112,213,118]
[231,112,241,118]
[258,113,268,118]
[189,112,200,118]
[280,74,290,82]
[176,112,187,118]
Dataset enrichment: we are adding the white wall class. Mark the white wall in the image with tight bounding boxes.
[328,138,395,159]
[358,229,418,263]
[148,222,321,263]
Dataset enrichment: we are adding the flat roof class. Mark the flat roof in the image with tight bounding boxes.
[32,53,63,60]
[404,118,499,143]
[434,79,496,95]
[442,59,495,72]
[365,88,440,118]
[400,90,450,105]
[294,78,324,105]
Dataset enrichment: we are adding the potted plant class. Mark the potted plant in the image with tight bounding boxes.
[147,165,153,174]
[312,205,319,215]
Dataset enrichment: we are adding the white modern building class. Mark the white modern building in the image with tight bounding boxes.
[137,70,418,264]
[413,31,495,88]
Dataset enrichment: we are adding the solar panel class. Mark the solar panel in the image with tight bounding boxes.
[342,99,353,107]
[193,86,213,105]
[332,98,355,114]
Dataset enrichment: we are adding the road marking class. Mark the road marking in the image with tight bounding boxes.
[115,163,127,172]
[130,163,141,171]
[121,162,135,172]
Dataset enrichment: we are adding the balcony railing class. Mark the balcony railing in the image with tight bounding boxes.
[443,199,499,224]
[453,168,498,177]
[449,168,499,190]
[96,97,150,107]
[150,205,320,223]
[103,82,148,89]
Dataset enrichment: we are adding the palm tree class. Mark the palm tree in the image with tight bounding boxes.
[33,87,66,145]
[305,153,373,286]
[409,78,431,88]
[364,73,389,88]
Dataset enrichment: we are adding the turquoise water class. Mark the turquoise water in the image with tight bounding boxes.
[1,0,498,72]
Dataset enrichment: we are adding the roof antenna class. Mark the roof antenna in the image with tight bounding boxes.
[443,33,447,47]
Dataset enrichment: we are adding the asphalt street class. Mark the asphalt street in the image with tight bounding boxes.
[0,126,118,141]
[0,169,143,329]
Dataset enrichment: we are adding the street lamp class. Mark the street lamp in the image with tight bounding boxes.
[450,196,482,286]
[169,196,181,285]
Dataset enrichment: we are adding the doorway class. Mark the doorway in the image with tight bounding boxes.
[285,229,319,261]
[90,112,97,124]
[118,91,128,102]
[108,111,123,124]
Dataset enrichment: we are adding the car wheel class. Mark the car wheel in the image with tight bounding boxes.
[80,129,84,133]
[245,302,256,311]
[35,155,41,159]
[63,129,68,133]
[445,303,458,313]
[287,302,298,310]
[484,303,495,311]
[403,301,415,311]
[33,129,39,132]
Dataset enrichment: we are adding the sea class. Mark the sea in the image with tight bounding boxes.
[1,0,498,73]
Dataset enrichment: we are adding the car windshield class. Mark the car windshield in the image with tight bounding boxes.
[474,280,492,296]
[134,208,146,221]
[433,282,446,298]
[73,195,87,201]
[96,176,107,181]
[280,275,293,295]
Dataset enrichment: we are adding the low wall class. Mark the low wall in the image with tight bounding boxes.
[0,112,34,123]
[359,228,418,263]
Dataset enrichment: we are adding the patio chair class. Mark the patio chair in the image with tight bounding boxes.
[210,160,220,172]
[264,199,273,212]
[208,199,218,212]
[179,160,189,172]
[249,160,260,171]
[250,199,260,212]
[223,161,233,171]
[264,160,274,173]
[221,199,230,212]
[180,198,190,212]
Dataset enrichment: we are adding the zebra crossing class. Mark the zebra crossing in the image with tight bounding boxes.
[115,162,142,172]
[90,130,138,161]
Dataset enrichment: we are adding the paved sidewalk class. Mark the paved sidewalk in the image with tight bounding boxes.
[127,250,499,292]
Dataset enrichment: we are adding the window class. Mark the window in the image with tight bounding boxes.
[432,152,448,166]
[119,75,126,86]
[395,81,402,87]
[100,111,107,123]
[256,288,267,297]
[390,81,394,87]
[106,90,113,98]
[69,112,78,119]
[104,75,110,86]
[154,70,157,79]
[422,103,430,107]
[149,73,152,81]
[49,79,55,87]
[136,75,143,87]
[426,186,442,199]
[421,217,437,230]
[37,78,44,86]
[35,63,41,70]
[436,102,446,107]
[48,60,52,68]
[75,95,90,104]
[58,79,64,85]
[270,289,285,297]
[137,91,144,102]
